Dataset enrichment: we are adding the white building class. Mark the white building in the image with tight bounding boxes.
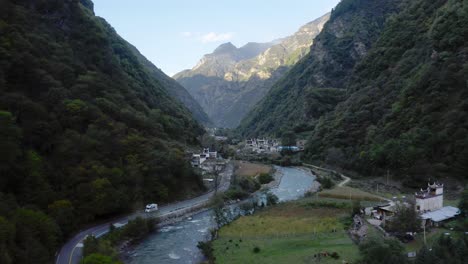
[245,138,279,154]
[415,183,444,212]
[191,148,218,167]
[415,183,461,227]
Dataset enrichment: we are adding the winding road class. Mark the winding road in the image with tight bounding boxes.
[55,162,233,264]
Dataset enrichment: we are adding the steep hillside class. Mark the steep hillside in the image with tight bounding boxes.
[306,0,468,183]
[175,13,330,128]
[237,0,403,137]
[0,1,204,263]
[126,42,211,125]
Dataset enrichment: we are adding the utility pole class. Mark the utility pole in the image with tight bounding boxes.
[423,223,427,245]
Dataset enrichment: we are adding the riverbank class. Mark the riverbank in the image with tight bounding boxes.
[124,166,317,264]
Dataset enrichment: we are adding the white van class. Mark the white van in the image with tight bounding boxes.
[145,203,158,213]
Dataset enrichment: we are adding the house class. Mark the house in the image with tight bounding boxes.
[191,148,218,167]
[245,138,279,154]
[414,183,460,227]
[191,154,207,167]
[415,182,444,212]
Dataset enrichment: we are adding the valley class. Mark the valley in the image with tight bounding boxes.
[0,0,466,263]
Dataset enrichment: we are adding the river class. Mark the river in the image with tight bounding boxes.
[125,166,316,264]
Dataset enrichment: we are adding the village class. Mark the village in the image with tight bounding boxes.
[189,133,466,263]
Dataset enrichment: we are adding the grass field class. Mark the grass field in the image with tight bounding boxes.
[234,161,272,177]
[318,186,385,202]
[213,201,359,264]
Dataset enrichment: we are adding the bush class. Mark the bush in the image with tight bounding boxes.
[317,176,335,189]
[225,188,249,200]
[253,246,261,253]
[266,192,279,205]
[258,173,274,184]
[197,241,214,262]
[331,252,340,259]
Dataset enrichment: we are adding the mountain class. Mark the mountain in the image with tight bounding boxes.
[0,1,205,263]
[237,0,403,137]
[239,0,468,183]
[174,13,330,128]
[306,0,468,184]
[126,42,211,125]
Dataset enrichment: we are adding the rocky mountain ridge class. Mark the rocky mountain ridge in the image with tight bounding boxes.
[174,13,330,128]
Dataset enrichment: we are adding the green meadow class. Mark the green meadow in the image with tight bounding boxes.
[212,200,360,263]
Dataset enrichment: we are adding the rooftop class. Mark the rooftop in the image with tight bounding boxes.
[420,206,460,222]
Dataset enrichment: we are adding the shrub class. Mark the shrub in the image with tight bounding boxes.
[253,246,261,253]
[331,252,340,259]
[317,176,335,189]
[197,241,214,262]
[258,173,274,184]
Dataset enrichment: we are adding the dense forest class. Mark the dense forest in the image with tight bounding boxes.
[306,0,468,183]
[0,0,205,263]
[238,0,468,183]
[236,0,404,137]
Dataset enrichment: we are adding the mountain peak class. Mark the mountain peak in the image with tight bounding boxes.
[213,42,237,54]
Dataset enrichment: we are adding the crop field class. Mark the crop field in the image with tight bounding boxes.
[234,161,272,177]
[318,186,384,202]
[213,201,359,264]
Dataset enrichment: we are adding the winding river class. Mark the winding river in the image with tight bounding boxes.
[125,166,316,264]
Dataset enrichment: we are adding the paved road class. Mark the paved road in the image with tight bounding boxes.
[56,162,233,264]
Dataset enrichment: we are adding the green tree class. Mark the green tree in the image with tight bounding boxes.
[13,209,60,264]
[281,131,296,146]
[211,194,228,229]
[415,245,435,264]
[386,203,421,237]
[0,217,14,264]
[459,188,468,218]
[82,253,122,264]
[358,236,408,264]
[48,200,75,235]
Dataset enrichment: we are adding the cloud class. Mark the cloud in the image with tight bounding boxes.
[180,31,234,43]
[200,32,234,43]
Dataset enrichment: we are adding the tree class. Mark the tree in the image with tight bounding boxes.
[211,194,229,229]
[48,200,75,235]
[358,236,408,264]
[459,188,468,218]
[281,131,296,147]
[13,209,61,264]
[352,200,362,216]
[82,253,122,264]
[0,217,14,264]
[415,245,435,264]
[386,203,421,238]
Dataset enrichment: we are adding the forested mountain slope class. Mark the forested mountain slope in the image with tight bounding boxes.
[126,42,212,125]
[0,0,204,263]
[237,0,403,136]
[306,0,468,183]
[175,14,330,128]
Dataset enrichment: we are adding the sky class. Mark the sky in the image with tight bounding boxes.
[93,0,341,76]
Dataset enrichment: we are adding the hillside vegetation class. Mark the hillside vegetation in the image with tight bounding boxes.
[237,0,403,137]
[0,1,204,263]
[306,0,468,183]
[238,0,467,183]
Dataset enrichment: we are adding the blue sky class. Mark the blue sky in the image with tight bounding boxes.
[93,0,340,76]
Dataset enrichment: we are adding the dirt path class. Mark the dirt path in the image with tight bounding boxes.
[303,163,390,202]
